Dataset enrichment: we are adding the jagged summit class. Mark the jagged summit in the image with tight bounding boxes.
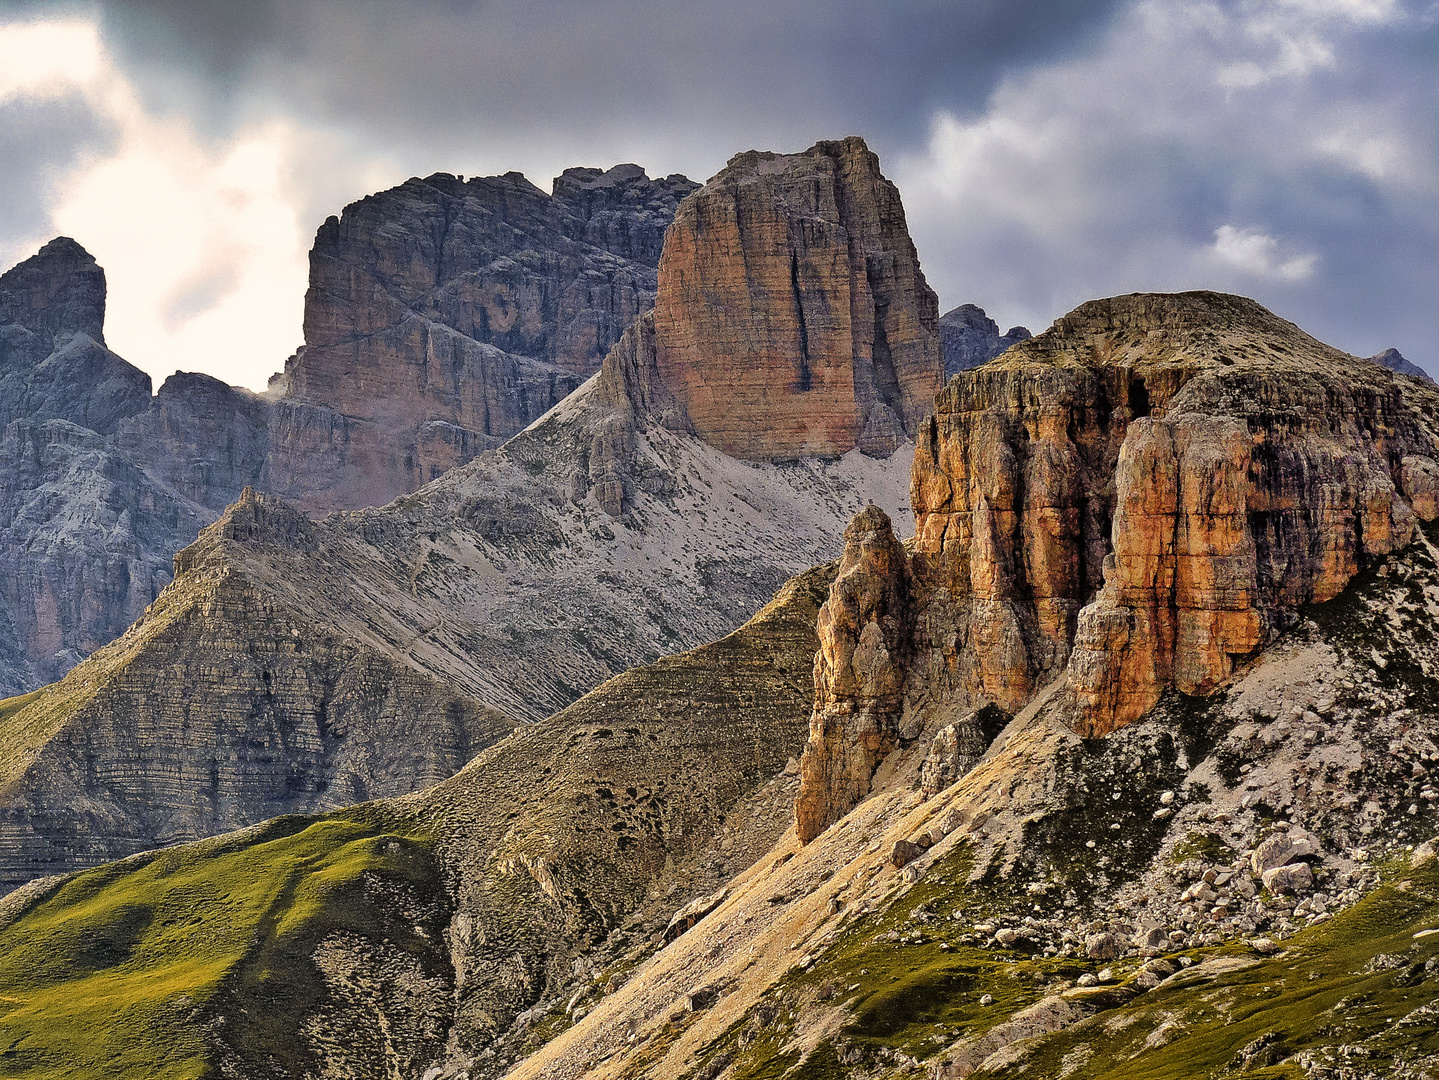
[938,302,1031,377]
[0,236,106,351]
[1372,345,1434,382]
[264,163,700,511]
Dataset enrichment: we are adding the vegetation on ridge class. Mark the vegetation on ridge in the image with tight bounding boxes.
[0,810,443,1080]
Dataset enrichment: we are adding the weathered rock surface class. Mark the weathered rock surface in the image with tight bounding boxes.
[939,303,1031,377]
[0,237,150,435]
[263,165,698,511]
[0,419,210,693]
[795,506,912,843]
[0,240,214,694]
[115,371,271,511]
[794,291,1439,834]
[649,137,942,461]
[0,333,913,888]
[0,487,517,888]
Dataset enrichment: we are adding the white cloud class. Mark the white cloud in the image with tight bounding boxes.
[893,0,1439,365]
[0,19,102,101]
[1211,225,1319,279]
[0,17,333,390]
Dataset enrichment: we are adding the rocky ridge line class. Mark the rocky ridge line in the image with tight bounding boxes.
[794,290,1439,837]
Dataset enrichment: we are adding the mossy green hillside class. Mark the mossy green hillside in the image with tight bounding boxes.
[0,808,444,1080]
[974,858,1439,1080]
[685,850,1439,1080]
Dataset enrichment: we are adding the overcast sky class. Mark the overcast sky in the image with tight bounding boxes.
[0,0,1435,389]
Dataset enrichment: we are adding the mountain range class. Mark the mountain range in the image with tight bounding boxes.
[0,134,1436,1080]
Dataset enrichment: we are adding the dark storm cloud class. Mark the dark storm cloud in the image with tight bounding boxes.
[82,0,1125,166]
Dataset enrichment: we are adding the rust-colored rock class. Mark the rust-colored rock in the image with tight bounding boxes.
[796,292,1439,836]
[650,137,941,462]
[795,505,911,843]
[909,291,1439,738]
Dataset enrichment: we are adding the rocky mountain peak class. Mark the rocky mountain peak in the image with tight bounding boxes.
[792,290,1439,840]
[646,135,942,462]
[264,162,698,512]
[0,236,106,353]
[1371,345,1433,382]
[939,303,1031,377]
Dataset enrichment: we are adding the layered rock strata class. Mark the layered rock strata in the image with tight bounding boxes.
[939,302,1031,377]
[796,291,1439,835]
[649,136,942,461]
[0,165,697,689]
[0,240,213,694]
[264,165,698,511]
[0,330,914,887]
[795,506,912,843]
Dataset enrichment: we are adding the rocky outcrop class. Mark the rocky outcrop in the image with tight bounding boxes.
[0,237,150,435]
[263,166,698,511]
[648,137,942,461]
[939,303,1031,377]
[115,371,270,511]
[911,292,1439,736]
[795,506,912,843]
[0,241,211,694]
[795,291,1439,834]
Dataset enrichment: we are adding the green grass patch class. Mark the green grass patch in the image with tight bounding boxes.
[1169,830,1237,866]
[976,860,1439,1080]
[0,810,441,1080]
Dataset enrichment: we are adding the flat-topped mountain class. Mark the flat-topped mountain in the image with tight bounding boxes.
[651,137,941,461]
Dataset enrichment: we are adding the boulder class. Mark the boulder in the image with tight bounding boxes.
[1261,862,1314,895]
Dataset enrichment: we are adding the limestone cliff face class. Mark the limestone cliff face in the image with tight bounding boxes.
[0,241,212,695]
[0,237,151,436]
[264,166,698,511]
[796,291,1439,834]
[795,506,911,843]
[912,292,1439,735]
[115,371,270,511]
[648,137,942,461]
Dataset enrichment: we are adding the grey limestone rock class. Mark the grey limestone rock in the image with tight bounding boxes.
[939,303,1031,379]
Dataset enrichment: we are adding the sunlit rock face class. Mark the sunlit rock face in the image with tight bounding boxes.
[795,291,1439,833]
[649,136,942,463]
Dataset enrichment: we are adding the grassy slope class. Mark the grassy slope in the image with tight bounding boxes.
[982,858,1439,1080]
[0,563,835,1076]
[0,809,439,1080]
[678,843,1439,1080]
